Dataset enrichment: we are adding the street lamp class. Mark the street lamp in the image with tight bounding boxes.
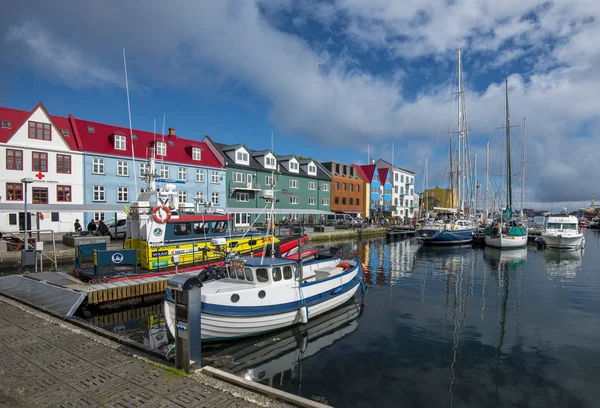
[21,177,34,251]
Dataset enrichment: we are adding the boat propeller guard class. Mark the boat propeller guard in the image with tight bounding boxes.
[152,205,172,223]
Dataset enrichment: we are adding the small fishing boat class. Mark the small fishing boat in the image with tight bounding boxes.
[541,214,585,251]
[164,187,365,341]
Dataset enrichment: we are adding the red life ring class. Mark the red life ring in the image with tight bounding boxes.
[152,205,172,223]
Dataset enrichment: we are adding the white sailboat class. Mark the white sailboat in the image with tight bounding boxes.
[416,48,477,245]
[484,76,528,249]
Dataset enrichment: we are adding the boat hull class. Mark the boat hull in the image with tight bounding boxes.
[542,233,584,250]
[484,234,528,249]
[416,228,475,245]
[165,261,363,341]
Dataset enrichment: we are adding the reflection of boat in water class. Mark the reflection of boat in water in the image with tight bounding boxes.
[204,299,362,389]
[542,248,583,279]
[483,247,527,267]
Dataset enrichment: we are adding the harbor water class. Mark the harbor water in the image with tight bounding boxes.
[82,230,600,407]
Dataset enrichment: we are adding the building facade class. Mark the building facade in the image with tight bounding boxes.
[422,187,457,211]
[75,121,226,225]
[0,103,84,232]
[320,161,366,218]
[205,137,332,227]
[375,159,416,220]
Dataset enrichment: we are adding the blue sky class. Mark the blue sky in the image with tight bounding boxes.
[1,0,599,211]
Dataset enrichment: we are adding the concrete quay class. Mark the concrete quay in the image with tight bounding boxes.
[0,295,315,408]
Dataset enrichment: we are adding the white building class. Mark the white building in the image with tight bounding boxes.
[375,159,416,220]
[0,102,84,233]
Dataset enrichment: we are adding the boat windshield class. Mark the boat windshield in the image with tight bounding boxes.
[547,223,577,230]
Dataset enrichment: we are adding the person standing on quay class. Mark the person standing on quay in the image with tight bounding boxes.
[74,219,83,232]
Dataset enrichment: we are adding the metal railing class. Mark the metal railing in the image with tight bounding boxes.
[4,229,58,270]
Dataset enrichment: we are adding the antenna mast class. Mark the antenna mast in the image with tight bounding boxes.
[520,117,526,216]
[123,49,138,195]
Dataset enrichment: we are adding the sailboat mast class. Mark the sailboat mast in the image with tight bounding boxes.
[425,156,429,213]
[505,76,513,212]
[449,135,455,208]
[485,140,489,219]
[474,151,477,216]
[457,48,462,214]
[520,117,526,216]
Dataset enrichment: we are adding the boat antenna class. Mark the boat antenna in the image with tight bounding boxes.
[123,49,138,195]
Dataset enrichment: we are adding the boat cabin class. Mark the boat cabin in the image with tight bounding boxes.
[545,215,579,231]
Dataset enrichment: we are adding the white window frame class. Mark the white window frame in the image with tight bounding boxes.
[289,179,299,189]
[156,141,167,156]
[160,165,169,179]
[211,171,219,184]
[236,192,249,202]
[116,160,128,177]
[211,192,219,205]
[321,184,329,191]
[92,158,104,175]
[235,149,249,165]
[114,134,126,151]
[93,185,105,202]
[94,212,105,221]
[196,192,205,204]
[308,197,316,205]
[117,186,129,203]
[235,213,251,227]
[178,167,187,181]
[308,181,316,190]
[290,196,299,205]
[264,154,277,169]
[321,198,329,206]
[139,163,147,178]
[307,163,317,175]
[289,160,299,173]
[233,172,246,183]
[192,147,202,161]
[178,190,187,203]
[265,176,275,186]
[196,169,204,183]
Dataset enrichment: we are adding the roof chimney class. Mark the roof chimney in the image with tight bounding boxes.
[168,128,176,137]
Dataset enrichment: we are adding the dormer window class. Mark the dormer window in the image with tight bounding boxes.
[192,147,202,161]
[114,134,126,151]
[156,141,167,156]
[87,125,95,133]
[61,129,69,136]
[264,154,276,169]
[289,159,299,173]
[307,163,317,176]
[235,149,249,165]
[1,120,11,129]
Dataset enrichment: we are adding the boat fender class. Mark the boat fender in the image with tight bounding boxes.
[360,280,366,294]
[299,306,309,324]
[451,224,455,230]
[331,286,343,296]
[337,262,352,270]
[152,205,172,223]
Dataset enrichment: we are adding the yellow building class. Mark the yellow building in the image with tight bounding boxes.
[422,187,457,211]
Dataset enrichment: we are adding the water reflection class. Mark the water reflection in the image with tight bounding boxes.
[543,248,584,280]
[483,247,527,269]
[204,298,363,396]
[359,238,418,286]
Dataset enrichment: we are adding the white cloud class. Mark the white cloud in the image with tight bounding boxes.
[1,0,599,207]
[5,21,122,89]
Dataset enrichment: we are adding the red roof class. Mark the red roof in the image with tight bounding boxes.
[353,164,377,182]
[0,102,223,169]
[378,168,389,185]
[72,117,223,168]
[0,102,80,151]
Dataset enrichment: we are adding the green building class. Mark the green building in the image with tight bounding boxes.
[203,136,333,228]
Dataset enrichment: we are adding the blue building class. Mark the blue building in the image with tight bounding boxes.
[73,119,226,224]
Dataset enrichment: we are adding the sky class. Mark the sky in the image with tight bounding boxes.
[1,0,599,212]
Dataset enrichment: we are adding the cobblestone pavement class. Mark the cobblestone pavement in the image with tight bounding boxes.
[0,297,262,407]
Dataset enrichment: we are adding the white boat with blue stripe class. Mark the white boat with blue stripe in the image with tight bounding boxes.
[165,255,365,341]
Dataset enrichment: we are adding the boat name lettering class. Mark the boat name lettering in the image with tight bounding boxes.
[151,250,169,257]
[170,249,187,255]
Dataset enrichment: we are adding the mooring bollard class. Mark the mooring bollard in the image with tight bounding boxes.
[167,274,202,373]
